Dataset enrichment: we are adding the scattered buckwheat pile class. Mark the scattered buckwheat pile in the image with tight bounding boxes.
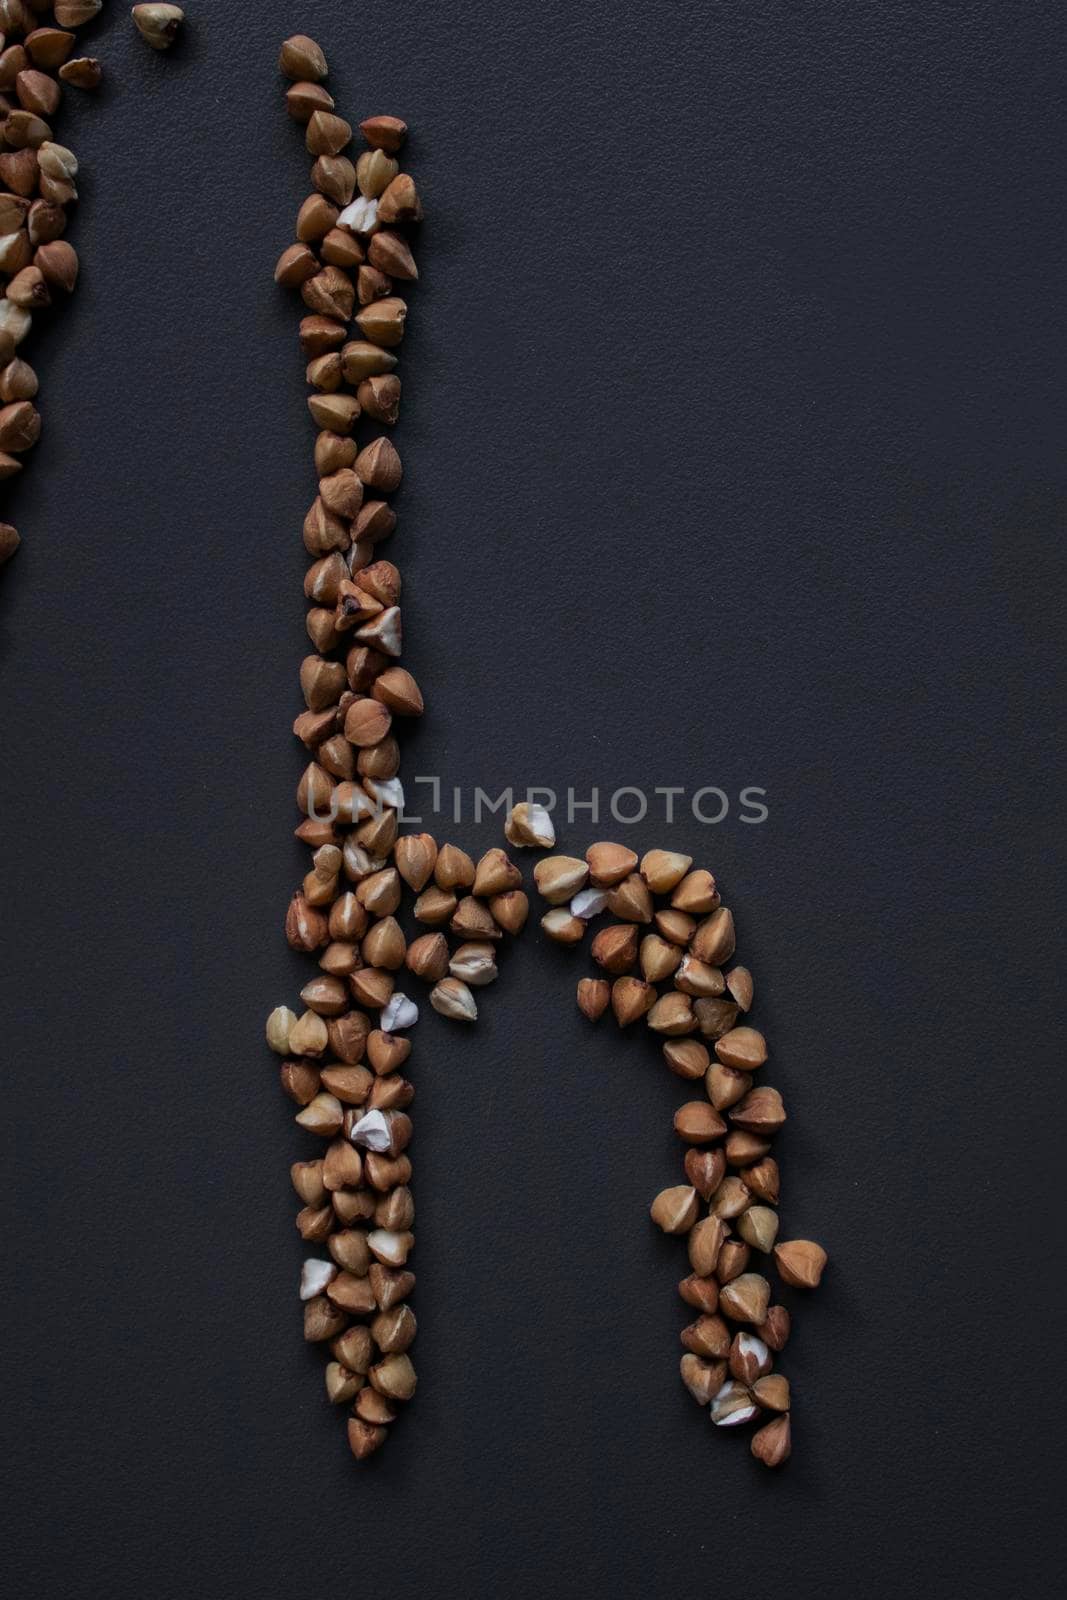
[268,34,528,1463]
[533,840,827,1468]
[0,0,105,566]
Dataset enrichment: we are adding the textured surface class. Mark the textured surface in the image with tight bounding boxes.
[1,2,1063,1596]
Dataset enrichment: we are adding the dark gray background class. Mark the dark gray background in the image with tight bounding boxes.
[2,2,1063,1596]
